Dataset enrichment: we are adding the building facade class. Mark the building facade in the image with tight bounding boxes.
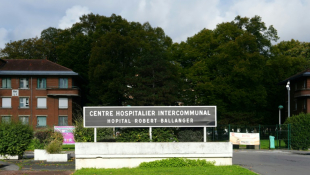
[280,70,310,119]
[0,59,80,129]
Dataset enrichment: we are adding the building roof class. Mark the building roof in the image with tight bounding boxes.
[0,59,78,76]
[278,69,310,85]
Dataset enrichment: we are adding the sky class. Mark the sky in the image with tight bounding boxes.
[0,0,310,49]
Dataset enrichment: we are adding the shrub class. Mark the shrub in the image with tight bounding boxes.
[47,131,64,143]
[0,121,33,157]
[177,129,203,142]
[73,117,113,142]
[284,113,310,150]
[139,158,215,168]
[27,138,45,150]
[45,140,62,154]
[116,128,178,142]
[34,128,53,144]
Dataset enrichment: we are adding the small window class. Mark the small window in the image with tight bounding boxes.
[19,116,29,125]
[2,97,11,108]
[59,78,68,88]
[37,97,47,108]
[20,78,29,89]
[2,78,11,88]
[20,97,29,108]
[37,78,46,89]
[304,99,307,110]
[2,116,11,123]
[304,80,307,89]
[37,116,47,127]
[59,98,68,109]
[295,100,297,110]
[58,116,68,126]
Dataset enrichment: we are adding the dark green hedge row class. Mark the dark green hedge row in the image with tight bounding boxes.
[0,121,33,157]
[284,113,310,150]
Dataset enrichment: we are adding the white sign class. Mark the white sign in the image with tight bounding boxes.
[230,132,260,145]
[12,89,19,96]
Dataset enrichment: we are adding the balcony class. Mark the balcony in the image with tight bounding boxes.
[294,88,310,98]
[46,86,80,97]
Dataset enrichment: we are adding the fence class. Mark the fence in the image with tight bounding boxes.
[205,124,291,150]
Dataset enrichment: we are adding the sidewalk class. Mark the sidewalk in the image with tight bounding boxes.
[0,151,75,175]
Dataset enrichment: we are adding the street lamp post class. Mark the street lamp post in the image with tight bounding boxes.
[278,105,283,125]
[286,81,290,118]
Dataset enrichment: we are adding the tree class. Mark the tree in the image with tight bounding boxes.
[172,15,280,124]
[0,37,48,59]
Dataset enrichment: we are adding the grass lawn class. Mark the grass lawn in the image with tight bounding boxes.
[73,166,256,175]
[61,144,75,151]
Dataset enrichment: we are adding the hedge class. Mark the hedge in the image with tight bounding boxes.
[0,121,33,157]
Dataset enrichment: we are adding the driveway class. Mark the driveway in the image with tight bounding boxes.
[233,150,310,175]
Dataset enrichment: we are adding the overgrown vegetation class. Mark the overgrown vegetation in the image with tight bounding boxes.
[116,128,178,142]
[45,140,63,154]
[0,121,33,157]
[177,128,203,142]
[284,113,310,150]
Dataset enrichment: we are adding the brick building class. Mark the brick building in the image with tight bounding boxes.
[0,59,80,129]
[279,69,310,119]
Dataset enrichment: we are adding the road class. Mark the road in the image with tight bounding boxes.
[233,150,310,175]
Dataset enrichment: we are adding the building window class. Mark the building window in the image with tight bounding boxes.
[37,78,46,89]
[2,116,11,123]
[304,99,307,110]
[37,116,47,127]
[2,97,11,108]
[37,97,47,108]
[2,78,11,88]
[59,116,68,126]
[59,78,68,88]
[59,98,68,109]
[304,80,307,89]
[19,116,29,125]
[295,100,297,111]
[20,78,29,89]
[19,97,29,108]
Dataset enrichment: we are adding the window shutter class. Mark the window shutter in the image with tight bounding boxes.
[37,98,47,108]
[59,98,68,108]
[2,98,11,108]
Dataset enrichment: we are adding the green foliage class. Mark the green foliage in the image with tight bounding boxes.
[116,128,178,142]
[177,129,203,142]
[73,117,113,142]
[74,166,256,175]
[45,140,62,154]
[34,128,53,144]
[48,131,64,143]
[284,113,310,150]
[0,121,33,157]
[27,138,45,150]
[139,158,215,168]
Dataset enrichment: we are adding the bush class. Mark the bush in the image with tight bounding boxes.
[116,128,178,142]
[48,131,64,143]
[284,113,310,150]
[73,118,113,142]
[139,158,215,168]
[34,128,53,144]
[0,121,33,157]
[177,129,203,142]
[45,140,62,154]
[27,138,45,150]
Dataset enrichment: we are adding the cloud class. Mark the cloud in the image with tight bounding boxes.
[0,28,8,49]
[120,0,222,43]
[58,5,91,29]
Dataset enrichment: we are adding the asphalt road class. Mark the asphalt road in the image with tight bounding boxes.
[233,150,310,175]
